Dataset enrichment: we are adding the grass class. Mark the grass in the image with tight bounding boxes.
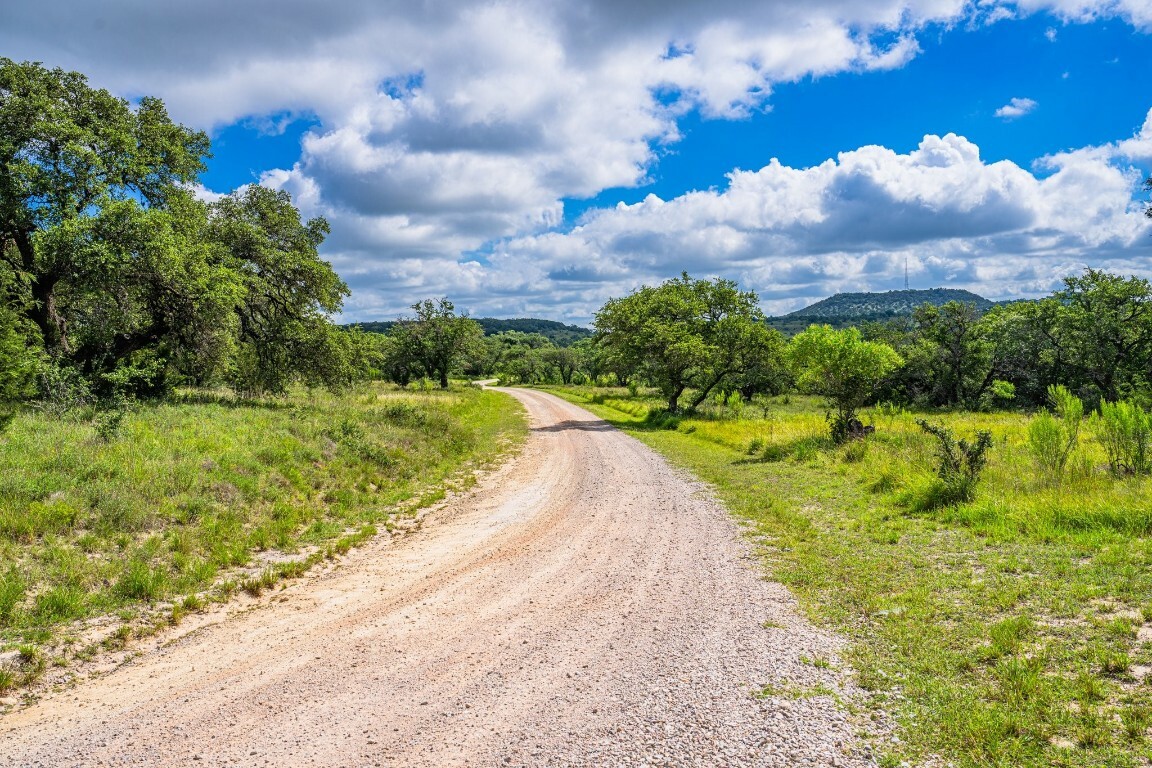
[545,385,1152,768]
[0,382,526,687]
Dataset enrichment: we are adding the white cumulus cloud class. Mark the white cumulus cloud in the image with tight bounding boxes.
[3,1,1151,320]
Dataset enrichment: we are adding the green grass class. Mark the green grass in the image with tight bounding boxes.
[545,385,1152,768]
[0,382,526,679]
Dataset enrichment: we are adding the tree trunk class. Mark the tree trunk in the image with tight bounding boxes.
[439,369,449,389]
[687,373,727,412]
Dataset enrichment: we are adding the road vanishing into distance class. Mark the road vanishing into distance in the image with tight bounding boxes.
[2,388,875,767]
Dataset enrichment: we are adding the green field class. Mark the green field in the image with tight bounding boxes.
[0,383,526,694]
[546,386,1152,768]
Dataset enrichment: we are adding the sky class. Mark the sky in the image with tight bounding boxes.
[4,1,1152,322]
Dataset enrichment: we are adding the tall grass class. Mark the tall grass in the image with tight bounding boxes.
[0,383,525,663]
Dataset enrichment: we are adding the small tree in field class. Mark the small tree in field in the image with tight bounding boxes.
[394,298,482,388]
[787,325,903,442]
[593,273,776,413]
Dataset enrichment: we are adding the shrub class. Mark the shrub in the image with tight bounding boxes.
[916,419,994,506]
[1027,385,1083,481]
[980,379,1016,411]
[1093,399,1152,476]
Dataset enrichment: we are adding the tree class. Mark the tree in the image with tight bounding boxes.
[542,346,580,385]
[787,324,903,442]
[0,58,210,365]
[593,274,773,413]
[210,185,348,395]
[912,301,994,407]
[378,331,422,387]
[394,298,482,388]
[1049,269,1152,404]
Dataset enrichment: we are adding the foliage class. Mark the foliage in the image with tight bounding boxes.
[389,298,482,389]
[1026,385,1083,480]
[0,59,210,387]
[787,324,902,441]
[1052,270,1152,405]
[594,273,783,412]
[356,317,592,347]
[788,287,994,320]
[0,60,352,402]
[1093,399,1152,476]
[915,419,993,506]
[211,185,348,395]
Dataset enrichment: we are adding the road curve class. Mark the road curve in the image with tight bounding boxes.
[2,388,875,767]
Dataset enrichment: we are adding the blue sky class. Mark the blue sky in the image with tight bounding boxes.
[5,1,1151,321]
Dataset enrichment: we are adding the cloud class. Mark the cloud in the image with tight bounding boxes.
[995,97,1039,119]
[4,1,1151,321]
[437,123,1150,320]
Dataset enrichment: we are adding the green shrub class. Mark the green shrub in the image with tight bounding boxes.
[1093,399,1152,476]
[916,419,993,507]
[1027,385,1083,481]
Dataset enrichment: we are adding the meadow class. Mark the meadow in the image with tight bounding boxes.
[0,383,526,695]
[546,385,1152,768]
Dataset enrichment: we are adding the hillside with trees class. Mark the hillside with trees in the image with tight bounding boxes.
[354,317,591,347]
[768,288,998,335]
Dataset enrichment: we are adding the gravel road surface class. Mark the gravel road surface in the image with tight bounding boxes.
[1,388,877,767]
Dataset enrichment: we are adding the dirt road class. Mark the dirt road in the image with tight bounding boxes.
[1,388,875,767]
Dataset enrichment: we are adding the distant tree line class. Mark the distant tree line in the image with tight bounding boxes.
[0,59,377,417]
[353,317,592,347]
[367,268,1152,436]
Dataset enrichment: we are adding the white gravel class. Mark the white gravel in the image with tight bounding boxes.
[1,388,879,767]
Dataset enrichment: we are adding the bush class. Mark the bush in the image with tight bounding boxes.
[1093,399,1152,476]
[916,419,993,507]
[1027,385,1083,481]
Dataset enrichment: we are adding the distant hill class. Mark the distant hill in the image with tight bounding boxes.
[790,288,993,318]
[768,288,996,336]
[351,317,593,347]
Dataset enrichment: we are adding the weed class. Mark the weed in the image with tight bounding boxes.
[104,623,133,650]
[115,560,167,602]
[915,419,993,507]
[0,666,15,694]
[1094,399,1152,476]
[1027,386,1083,481]
[1120,701,1152,741]
[0,570,25,624]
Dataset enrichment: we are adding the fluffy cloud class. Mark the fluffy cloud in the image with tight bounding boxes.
[460,121,1152,319]
[4,1,1150,321]
[995,97,1039,119]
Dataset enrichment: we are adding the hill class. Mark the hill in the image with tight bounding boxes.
[790,288,993,318]
[768,288,995,336]
[352,317,593,347]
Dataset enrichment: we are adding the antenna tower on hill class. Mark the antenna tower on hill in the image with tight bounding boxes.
[904,257,909,290]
